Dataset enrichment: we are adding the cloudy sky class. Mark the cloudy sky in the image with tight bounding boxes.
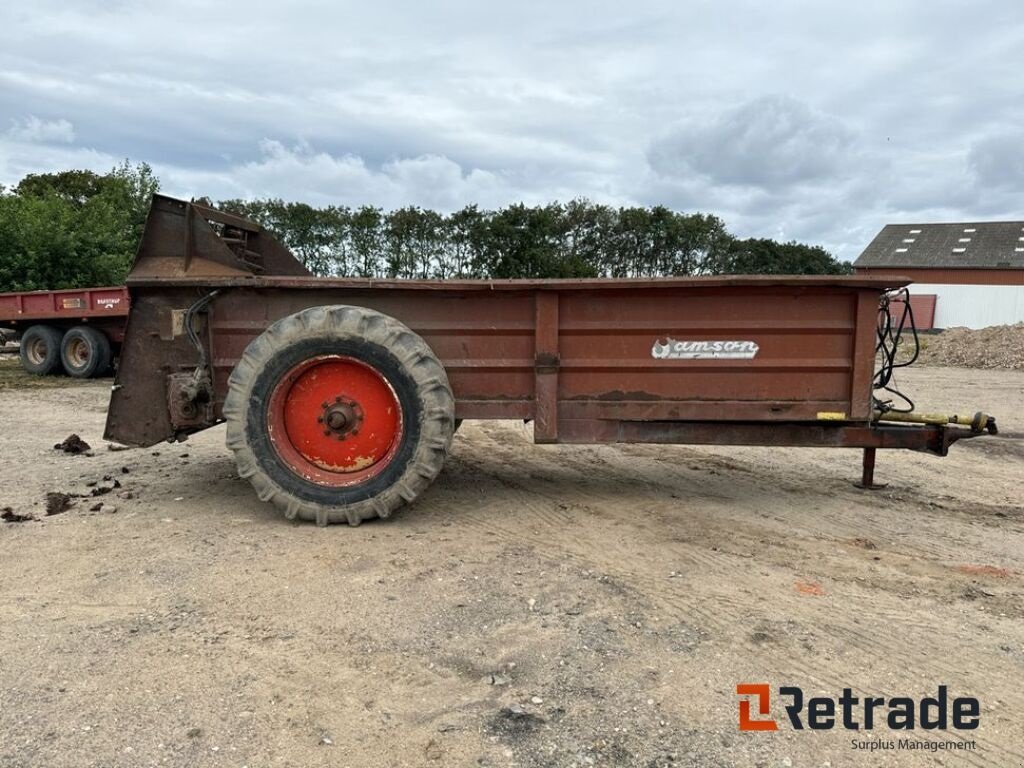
[1,1,1022,261]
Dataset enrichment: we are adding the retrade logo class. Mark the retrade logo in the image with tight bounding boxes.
[736,684,980,732]
[736,684,778,731]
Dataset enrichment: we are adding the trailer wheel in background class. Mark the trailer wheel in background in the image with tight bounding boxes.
[224,305,455,525]
[60,326,112,378]
[19,325,63,375]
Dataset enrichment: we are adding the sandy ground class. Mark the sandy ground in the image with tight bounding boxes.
[0,359,1022,768]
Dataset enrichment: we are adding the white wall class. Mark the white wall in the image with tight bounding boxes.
[910,283,1024,329]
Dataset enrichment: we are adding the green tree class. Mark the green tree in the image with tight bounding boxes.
[715,238,853,275]
[442,205,488,278]
[14,169,112,205]
[0,161,159,291]
[563,199,615,276]
[349,206,385,278]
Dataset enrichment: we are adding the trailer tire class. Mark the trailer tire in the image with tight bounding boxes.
[61,326,112,378]
[224,305,455,526]
[19,325,63,376]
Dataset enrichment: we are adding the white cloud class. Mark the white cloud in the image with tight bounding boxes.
[157,140,515,212]
[6,115,75,144]
[648,96,856,188]
[967,133,1024,190]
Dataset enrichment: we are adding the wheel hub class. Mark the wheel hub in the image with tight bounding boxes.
[28,339,47,365]
[320,397,364,439]
[68,337,89,367]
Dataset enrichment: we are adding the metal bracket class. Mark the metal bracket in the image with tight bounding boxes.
[167,372,214,430]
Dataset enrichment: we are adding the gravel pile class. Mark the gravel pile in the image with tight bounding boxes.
[914,323,1024,369]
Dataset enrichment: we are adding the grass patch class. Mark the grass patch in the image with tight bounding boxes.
[0,355,109,390]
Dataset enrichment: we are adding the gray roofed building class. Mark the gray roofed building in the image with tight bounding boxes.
[854,221,1024,270]
[853,221,1023,330]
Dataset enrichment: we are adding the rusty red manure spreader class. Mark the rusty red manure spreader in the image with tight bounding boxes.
[104,196,997,525]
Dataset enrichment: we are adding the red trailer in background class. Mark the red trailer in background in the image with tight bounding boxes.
[0,285,129,377]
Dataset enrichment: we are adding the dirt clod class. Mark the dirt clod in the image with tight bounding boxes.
[2,507,33,523]
[53,434,91,454]
[45,492,72,515]
[90,479,121,497]
[424,739,443,760]
[491,704,546,736]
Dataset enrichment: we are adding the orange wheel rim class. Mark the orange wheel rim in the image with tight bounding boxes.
[267,355,403,487]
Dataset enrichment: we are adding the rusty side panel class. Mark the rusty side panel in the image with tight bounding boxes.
[106,280,896,447]
[205,282,877,426]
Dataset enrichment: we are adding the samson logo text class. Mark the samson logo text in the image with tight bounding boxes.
[652,338,759,360]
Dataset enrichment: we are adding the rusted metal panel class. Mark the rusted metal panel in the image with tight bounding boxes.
[128,195,310,281]
[533,292,560,443]
[211,283,874,425]
[849,291,878,420]
[108,278,897,447]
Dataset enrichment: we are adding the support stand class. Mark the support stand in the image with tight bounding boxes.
[854,447,888,490]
